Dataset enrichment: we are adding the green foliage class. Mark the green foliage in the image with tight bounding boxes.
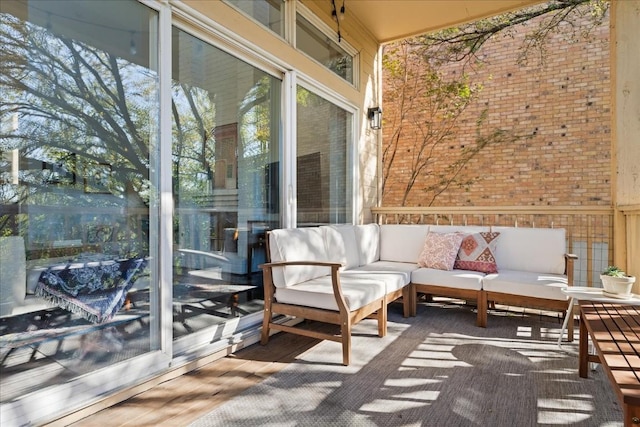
[602,266,627,278]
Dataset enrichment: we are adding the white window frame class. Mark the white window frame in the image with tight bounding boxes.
[221,0,287,40]
[294,75,358,225]
[294,1,359,89]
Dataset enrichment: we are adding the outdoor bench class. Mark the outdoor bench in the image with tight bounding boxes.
[259,223,577,365]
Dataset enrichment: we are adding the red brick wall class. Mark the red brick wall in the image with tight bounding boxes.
[382,9,611,207]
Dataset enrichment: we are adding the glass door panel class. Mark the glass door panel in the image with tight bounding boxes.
[0,0,159,402]
[171,27,281,342]
[295,86,352,225]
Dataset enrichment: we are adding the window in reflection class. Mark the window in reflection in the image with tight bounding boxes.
[296,12,354,84]
[225,0,284,37]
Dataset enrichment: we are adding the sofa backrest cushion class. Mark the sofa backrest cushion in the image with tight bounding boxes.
[492,226,566,274]
[429,225,489,234]
[354,224,380,266]
[268,228,330,287]
[379,224,429,263]
[321,225,360,270]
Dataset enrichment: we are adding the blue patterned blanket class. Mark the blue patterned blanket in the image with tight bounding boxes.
[35,257,147,324]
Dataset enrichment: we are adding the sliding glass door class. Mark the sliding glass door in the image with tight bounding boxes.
[0,0,159,401]
[171,27,281,344]
[1,1,358,421]
[296,85,353,225]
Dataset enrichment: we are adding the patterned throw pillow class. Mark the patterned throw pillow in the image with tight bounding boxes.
[454,232,501,274]
[417,232,465,270]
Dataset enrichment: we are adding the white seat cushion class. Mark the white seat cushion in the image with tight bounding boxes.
[274,275,386,311]
[412,267,485,291]
[341,261,416,293]
[482,269,568,300]
[344,261,415,281]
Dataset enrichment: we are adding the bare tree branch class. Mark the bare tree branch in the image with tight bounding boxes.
[410,0,608,67]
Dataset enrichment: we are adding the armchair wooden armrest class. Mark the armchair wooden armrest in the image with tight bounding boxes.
[258,259,385,365]
[259,260,347,313]
[564,253,578,285]
[259,260,343,269]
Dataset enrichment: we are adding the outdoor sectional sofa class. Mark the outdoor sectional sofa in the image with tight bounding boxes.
[260,223,577,365]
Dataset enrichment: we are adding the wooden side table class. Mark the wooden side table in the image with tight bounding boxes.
[558,287,640,351]
[579,301,640,426]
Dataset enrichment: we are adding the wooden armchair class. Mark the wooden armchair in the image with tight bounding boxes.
[259,228,388,366]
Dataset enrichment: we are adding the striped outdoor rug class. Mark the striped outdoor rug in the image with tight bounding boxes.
[191,301,623,427]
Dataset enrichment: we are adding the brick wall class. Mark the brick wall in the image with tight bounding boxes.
[382,8,611,207]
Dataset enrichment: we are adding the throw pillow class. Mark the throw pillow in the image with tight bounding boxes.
[417,232,465,270]
[454,232,501,274]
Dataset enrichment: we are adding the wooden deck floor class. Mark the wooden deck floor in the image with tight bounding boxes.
[52,327,326,427]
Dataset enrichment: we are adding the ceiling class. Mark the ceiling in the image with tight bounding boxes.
[341,0,544,44]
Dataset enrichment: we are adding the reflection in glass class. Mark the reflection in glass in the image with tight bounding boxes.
[225,0,284,37]
[171,28,281,342]
[296,13,354,84]
[296,86,352,225]
[0,0,158,402]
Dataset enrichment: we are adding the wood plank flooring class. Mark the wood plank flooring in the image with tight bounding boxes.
[53,325,327,427]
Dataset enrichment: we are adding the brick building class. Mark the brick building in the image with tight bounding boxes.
[382,7,611,208]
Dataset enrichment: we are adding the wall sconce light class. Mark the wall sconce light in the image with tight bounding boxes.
[367,107,382,130]
[331,0,345,41]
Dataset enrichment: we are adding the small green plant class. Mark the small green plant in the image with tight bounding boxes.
[602,266,627,278]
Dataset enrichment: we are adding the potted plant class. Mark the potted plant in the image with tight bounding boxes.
[600,266,636,296]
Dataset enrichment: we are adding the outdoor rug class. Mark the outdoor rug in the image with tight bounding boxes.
[191,302,623,427]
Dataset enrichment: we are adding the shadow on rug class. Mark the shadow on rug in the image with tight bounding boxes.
[191,303,622,427]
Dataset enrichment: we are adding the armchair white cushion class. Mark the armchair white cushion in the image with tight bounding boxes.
[354,224,380,266]
[274,275,387,311]
[322,225,360,269]
[268,227,329,288]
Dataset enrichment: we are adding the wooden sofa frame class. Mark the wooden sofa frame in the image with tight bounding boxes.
[260,259,387,366]
[413,253,578,340]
